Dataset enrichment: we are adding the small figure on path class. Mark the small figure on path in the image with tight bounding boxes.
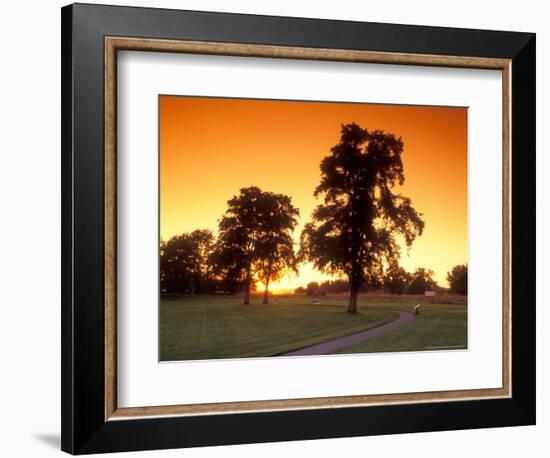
[414,304,421,316]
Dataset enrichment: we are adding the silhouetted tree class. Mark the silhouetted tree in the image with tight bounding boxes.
[300,123,424,312]
[209,242,246,294]
[294,286,306,295]
[384,266,412,295]
[214,186,299,305]
[160,229,214,294]
[305,282,319,296]
[255,194,299,304]
[407,268,437,295]
[447,264,468,295]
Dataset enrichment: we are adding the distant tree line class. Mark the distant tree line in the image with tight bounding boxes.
[160,229,216,295]
[295,264,467,296]
[384,266,437,295]
[161,186,299,305]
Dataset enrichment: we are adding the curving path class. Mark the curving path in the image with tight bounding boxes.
[279,310,416,356]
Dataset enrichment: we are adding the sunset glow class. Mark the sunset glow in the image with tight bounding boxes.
[160,96,467,289]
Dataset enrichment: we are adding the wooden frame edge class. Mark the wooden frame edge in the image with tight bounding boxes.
[105,38,117,420]
[105,37,510,69]
[502,61,512,401]
[104,36,512,421]
[109,388,510,420]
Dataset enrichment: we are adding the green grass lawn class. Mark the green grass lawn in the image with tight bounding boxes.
[160,295,397,361]
[331,302,468,355]
[160,295,468,361]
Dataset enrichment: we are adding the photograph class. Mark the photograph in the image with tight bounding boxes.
[159,95,469,361]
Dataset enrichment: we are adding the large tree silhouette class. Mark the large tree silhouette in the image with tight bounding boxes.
[300,123,424,313]
[214,186,299,305]
[160,229,214,294]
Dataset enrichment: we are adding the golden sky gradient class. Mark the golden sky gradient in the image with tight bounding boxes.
[160,95,467,290]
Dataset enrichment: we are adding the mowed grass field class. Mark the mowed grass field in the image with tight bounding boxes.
[160,295,467,361]
[332,302,467,355]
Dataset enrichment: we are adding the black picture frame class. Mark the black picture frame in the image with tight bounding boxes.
[61,3,536,454]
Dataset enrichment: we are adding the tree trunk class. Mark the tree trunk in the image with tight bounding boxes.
[348,287,358,313]
[262,263,272,304]
[348,268,360,313]
[262,278,270,304]
[243,265,251,305]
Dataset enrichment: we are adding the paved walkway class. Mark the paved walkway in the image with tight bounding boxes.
[279,310,416,356]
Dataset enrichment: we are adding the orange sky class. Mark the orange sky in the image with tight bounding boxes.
[160,95,467,290]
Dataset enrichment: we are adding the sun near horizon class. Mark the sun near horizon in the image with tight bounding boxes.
[160,95,468,290]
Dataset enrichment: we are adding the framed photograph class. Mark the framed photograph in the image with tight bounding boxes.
[61,3,536,454]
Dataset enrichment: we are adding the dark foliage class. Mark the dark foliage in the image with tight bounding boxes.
[447,264,468,295]
[383,266,412,295]
[300,123,424,312]
[406,268,437,295]
[160,229,215,294]
[212,186,299,304]
[301,279,350,296]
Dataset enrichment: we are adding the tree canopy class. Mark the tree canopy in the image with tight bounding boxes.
[447,264,468,295]
[213,186,299,304]
[406,268,437,295]
[383,265,412,295]
[160,229,215,294]
[300,123,424,312]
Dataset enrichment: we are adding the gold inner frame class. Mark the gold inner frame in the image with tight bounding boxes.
[104,37,512,421]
